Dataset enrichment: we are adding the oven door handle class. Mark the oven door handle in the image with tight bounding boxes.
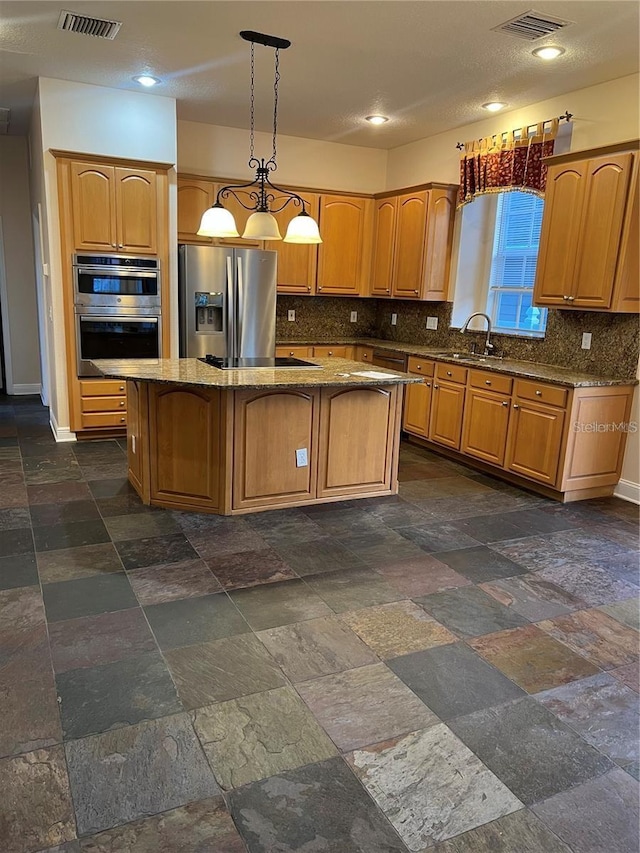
[75,268,159,278]
[78,315,159,323]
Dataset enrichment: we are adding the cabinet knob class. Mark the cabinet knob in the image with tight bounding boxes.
[119,386,124,392]
[433,384,439,390]
[567,296,575,302]
[120,417,125,423]
[111,243,116,248]
[416,365,422,370]
[535,390,542,396]
[513,404,520,409]
[328,351,333,356]
[426,382,431,387]
[414,289,419,294]
[318,286,323,291]
[446,370,452,377]
[119,400,125,407]
[289,352,295,356]
[307,286,311,291]
[502,401,509,407]
[386,289,390,293]
[485,380,491,385]
[118,243,124,249]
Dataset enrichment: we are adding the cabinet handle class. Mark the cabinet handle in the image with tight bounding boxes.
[513,404,519,409]
[535,390,542,396]
[502,401,509,407]
[485,380,491,385]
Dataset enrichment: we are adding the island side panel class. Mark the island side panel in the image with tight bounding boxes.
[127,380,151,503]
[317,385,400,498]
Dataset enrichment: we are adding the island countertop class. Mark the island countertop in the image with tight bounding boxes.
[91,357,423,390]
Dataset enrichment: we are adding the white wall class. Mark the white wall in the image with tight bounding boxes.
[178,120,387,194]
[0,136,41,394]
[32,78,177,437]
[386,74,640,188]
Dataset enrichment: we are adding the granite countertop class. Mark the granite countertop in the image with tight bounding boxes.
[91,358,422,390]
[279,338,637,388]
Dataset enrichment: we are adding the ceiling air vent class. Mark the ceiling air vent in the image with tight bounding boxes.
[57,10,122,39]
[0,108,10,135]
[492,10,573,40]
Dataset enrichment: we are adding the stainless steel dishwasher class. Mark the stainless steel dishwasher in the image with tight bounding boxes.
[371,350,407,372]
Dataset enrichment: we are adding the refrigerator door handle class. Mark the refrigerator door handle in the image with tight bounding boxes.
[226,255,236,360]
[236,255,245,358]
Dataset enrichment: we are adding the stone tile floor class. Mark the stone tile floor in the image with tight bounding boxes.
[0,394,639,852]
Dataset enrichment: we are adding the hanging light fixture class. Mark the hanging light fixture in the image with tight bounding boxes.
[198,30,322,244]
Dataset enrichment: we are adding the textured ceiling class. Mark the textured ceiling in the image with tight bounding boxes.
[0,1,638,145]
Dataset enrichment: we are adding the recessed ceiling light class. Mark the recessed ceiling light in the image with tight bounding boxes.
[133,75,161,87]
[532,45,565,60]
[365,115,389,125]
[482,102,507,112]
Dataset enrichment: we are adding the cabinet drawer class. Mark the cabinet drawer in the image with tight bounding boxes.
[355,346,374,362]
[79,379,127,397]
[515,379,568,408]
[407,356,435,377]
[275,346,313,358]
[435,362,467,385]
[313,346,348,358]
[81,396,127,413]
[81,412,127,428]
[469,370,513,395]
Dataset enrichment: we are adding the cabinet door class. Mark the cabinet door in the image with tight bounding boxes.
[233,389,319,509]
[317,195,368,295]
[149,386,222,510]
[572,154,633,308]
[318,386,396,497]
[115,168,157,254]
[423,188,456,301]
[402,378,432,438]
[533,162,587,306]
[272,193,319,294]
[461,388,511,466]
[126,380,147,499]
[392,191,428,299]
[505,398,565,486]
[370,197,397,296]
[177,178,215,244]
[429,380,465,449]
[70,162,117,251]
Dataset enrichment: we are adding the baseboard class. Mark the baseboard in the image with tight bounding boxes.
[50,410,76,443]
[614,478,640,504]
[10,383,42,396]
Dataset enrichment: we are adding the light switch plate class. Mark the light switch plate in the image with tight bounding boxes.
[581,332,592,350]
[288,310,296,322]
[426,316,438,330]
[350,311,358,323]
[391,313,398,326]
[295,448,308,467]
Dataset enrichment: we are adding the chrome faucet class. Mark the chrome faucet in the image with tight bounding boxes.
[460,312,494,355]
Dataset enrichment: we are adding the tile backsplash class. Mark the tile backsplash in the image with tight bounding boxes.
[277,296,639,380]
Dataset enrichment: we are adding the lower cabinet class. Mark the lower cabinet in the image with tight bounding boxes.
[79,379,128,430]
[461,388,511,466]
[429,381,465,449]
[403,380,432,439]
[505,397,565,486]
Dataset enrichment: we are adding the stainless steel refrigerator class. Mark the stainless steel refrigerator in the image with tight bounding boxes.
[178,245,277,359]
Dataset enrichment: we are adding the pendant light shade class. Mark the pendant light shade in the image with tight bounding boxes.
[242,211,282,241]
[283,211,323,244]
[197,204,240,238]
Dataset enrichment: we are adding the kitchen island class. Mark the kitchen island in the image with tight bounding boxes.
[92,358,420,515]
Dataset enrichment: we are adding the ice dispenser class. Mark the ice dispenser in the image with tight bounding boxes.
[195,292,223,332]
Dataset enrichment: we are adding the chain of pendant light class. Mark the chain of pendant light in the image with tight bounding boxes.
[248,40,280,170]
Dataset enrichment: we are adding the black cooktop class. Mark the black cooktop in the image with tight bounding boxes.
[199,355,321,370]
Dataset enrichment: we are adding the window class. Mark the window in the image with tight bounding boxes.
[486,191,547,336]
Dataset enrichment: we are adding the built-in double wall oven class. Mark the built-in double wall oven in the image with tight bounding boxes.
[73,254,162,377]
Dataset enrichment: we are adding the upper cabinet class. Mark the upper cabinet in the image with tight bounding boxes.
[271,192,320,294]
[177,179,216,244]
[316,195,373,296]
[534,148,639,313]
[370,184,457,301]
[70,162,158,254]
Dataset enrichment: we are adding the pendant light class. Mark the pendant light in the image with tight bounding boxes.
[198,31,322,244]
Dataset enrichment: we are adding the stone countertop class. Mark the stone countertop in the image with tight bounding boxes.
[279,338,637,388]
[91,358,422,390]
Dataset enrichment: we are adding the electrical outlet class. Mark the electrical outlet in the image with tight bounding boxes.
[426,316,438,330]
[287,309,296,322]
[350,311,358,323]
[581,332,592,350]
[295,448,308,467]
[391,313,398,326]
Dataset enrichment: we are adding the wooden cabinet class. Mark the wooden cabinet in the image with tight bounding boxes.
[149,385,223,511]
[462,388,511,466]
[355,346,374,363]
[506,397,565,486]
[234,389,319,510]
[370,184,457,301]
[317,195,372,295]
[276,346,314,358]
[534,148,638,312]
[318,386,398,497]
[272,193,320,294]
[126,380,147,500]
[402,357,435,440]
[177,178,215,243]
[78,378,127,430]
[70,162,157,253]
[313,345,349,358]
[429,381,465,449]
